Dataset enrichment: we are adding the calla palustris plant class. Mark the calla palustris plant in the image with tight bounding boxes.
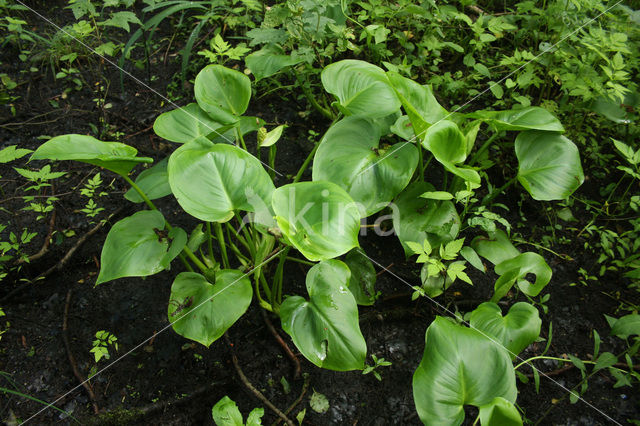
[31,59,583,424]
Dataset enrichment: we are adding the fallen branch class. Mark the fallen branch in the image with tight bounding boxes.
[261,309,301,380]
[224,334,294,426]
[62,289,100,415]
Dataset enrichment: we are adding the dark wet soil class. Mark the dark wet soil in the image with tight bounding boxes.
[1,2,639,425]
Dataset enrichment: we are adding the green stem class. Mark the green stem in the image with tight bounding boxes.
[236,127,248,151]
[285,256,315,266]
[205,221,214,261]
[268,145,276,180]
[469,132,500,166]
[417,143,424,182]
[293,143,319,183]
[213,222,229,269]
[296,71,334,120]
[272,246,291,308]
[482,176,518,206]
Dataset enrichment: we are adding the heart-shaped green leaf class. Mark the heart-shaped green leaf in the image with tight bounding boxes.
[96,210,186,284]
[321,60,400,118]
[493,252,552,301]
[124,158,171,203]
[168,142,275,223]
[386,71,448,138]
[31,134,152,176]
[515,131,584,200]
[393,182,460,256]
[469,107,564,132]
[245,45,303,80]
[413,317,517,425]
[344,248,376,305]
[422,120,468,164]
[194,65,251,124]
[153,103,224,143]
[478,397,523,426]
[169,270,252,347]
[420,120,481,186]
[312,116,418,215]
[470,302,541,359]
[471,230,520,266]
[280,260,367,371]
[272,181,361,262]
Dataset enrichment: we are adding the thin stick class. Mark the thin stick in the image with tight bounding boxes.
[224,335,294,426]
[261,309,301,379]
[62,290,100,414]
[274,374,310,426]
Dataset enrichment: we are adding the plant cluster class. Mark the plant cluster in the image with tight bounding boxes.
[31,56,597,424]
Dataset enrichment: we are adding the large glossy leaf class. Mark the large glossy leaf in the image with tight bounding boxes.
[194,65,251,124]
[469,107,564,132]
[245,45,303,80]
[478,397,523,426]
[272,181,361,262]
[470,302,541,359]
[386,71,448,138]
[168,142,275,223]
[392,182,460,256]
[515,131,584,200]
[413,317,517,425]
[344,248,376,305]
[321,60,400,118]
[96,210,186,284]
[169,270,252,347]
[31,134,152,176]
[312,116,418,215]
[280,260,367,371]
[153,103,224,143]
[124,158,171,203]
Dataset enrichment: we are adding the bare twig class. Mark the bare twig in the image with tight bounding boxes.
[224,334,294,426]
[261,309,301,379]
[274,374,310,426]
[62,289,100,414]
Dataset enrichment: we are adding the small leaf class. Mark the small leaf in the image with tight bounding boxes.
[0,145,32,163]
[310,390,329,414]
[469,107,564,132]
[594,352,617,372]
[420,191,454,200]
[211,396,243,425]
[258,124,286,148]
[460,246,486,272]
[610,314,640,338]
